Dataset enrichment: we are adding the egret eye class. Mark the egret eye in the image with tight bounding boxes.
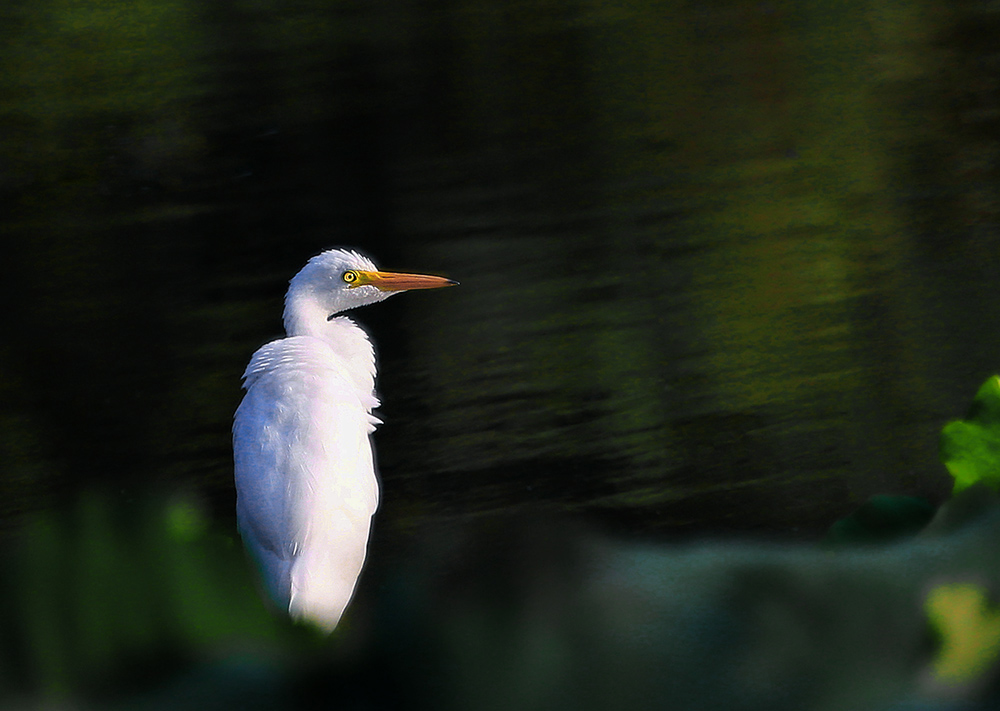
[342,270,359,285]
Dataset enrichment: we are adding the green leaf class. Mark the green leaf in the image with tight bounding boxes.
[941,376,1000,493]
[926,582,1000,685]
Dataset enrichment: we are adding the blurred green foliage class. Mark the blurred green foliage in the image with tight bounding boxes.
[941,376,1000,493]
[1,490,301,703]
[926,582,1000,687]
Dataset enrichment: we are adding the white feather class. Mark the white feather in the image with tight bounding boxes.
[233,249,386,631]
[234,247,452,631]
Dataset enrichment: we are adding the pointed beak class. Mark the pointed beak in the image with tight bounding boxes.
[355,270,458,292]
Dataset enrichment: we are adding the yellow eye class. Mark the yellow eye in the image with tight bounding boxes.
[342,270,359,285]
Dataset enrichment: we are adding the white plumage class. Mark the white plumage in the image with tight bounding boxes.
[233,248,455,630]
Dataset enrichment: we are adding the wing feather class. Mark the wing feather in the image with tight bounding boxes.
[233,336,380,628]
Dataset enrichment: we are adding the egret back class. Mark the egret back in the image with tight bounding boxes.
[233,333,380,630]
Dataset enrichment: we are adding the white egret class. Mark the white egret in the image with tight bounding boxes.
[233,248,456,631]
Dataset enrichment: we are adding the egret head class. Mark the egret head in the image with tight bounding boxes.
[283,248,456,336]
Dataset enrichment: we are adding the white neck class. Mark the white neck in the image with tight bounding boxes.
[283,291,331,340]
[283,293,377,400]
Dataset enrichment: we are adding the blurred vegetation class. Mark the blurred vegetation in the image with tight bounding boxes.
[0,489,299,704]
[942,375,1000,493]
[926,581,1000,689]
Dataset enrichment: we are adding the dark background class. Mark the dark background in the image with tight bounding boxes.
[1,0,999,707]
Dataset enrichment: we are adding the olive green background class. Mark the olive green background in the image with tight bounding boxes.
[1,0,999,705]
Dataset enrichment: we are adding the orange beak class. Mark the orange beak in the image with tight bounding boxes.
[354,270,458,292]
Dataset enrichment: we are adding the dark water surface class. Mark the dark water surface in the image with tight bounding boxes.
[3,0,1000,706]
